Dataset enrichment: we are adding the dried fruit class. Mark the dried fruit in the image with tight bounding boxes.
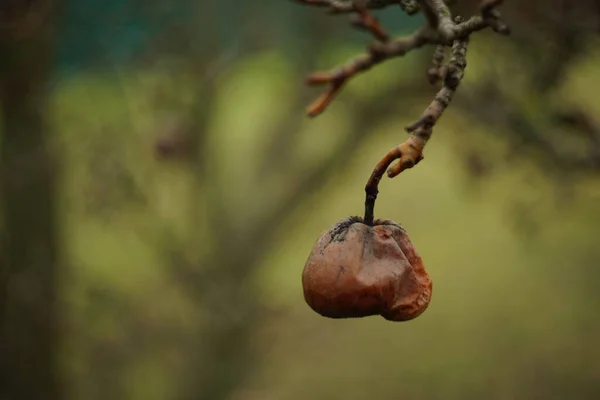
[302,216,432,321]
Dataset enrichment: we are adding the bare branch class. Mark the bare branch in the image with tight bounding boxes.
[417,0,441,28]
[480,0,511,34]
[294,0,400,13]
[350,6,391,42]
[427,44,447,84]
[388,34,468,177]
[296,0,510,222]
[302,0,508,116]
[364,138,424,224]
[305,27,429,116]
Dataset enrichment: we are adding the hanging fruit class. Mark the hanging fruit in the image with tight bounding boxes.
[302,216,431,321]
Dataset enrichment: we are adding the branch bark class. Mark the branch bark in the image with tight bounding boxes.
[296,0,510,222]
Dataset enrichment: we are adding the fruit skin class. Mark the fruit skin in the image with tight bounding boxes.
[302,216,432,321]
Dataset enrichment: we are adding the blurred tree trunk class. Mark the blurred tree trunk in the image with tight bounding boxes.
[0,1,62,399]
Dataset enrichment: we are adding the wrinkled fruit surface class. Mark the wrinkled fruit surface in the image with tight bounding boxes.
[302,216,432,321]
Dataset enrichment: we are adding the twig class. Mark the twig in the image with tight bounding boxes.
[364,139,423,225]
[427,44,447,84]
[301,0,508,116]
[480,0,511,34]
[422,0,455,38]
[296,0,510,222]
[350,6,391,42]
[305,27,429,116]
[293,0,399,13]
[365,27,468,223]
[390,32,468,174]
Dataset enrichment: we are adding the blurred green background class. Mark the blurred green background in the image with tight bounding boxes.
[2,1,600,399]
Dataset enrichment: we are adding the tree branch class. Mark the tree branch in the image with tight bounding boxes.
[296,0,510,222]
[427,44,447,84]
[305,26,429,116]
[301,0,508,117]
[350,4,391,42]
[294,0,402,13]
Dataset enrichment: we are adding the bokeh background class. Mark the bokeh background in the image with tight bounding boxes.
[2,1,600,399]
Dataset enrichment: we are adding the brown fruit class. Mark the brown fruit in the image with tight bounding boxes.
[302,216,432,321]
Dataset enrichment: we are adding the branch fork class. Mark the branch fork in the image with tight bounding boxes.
[295,0,510,223]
